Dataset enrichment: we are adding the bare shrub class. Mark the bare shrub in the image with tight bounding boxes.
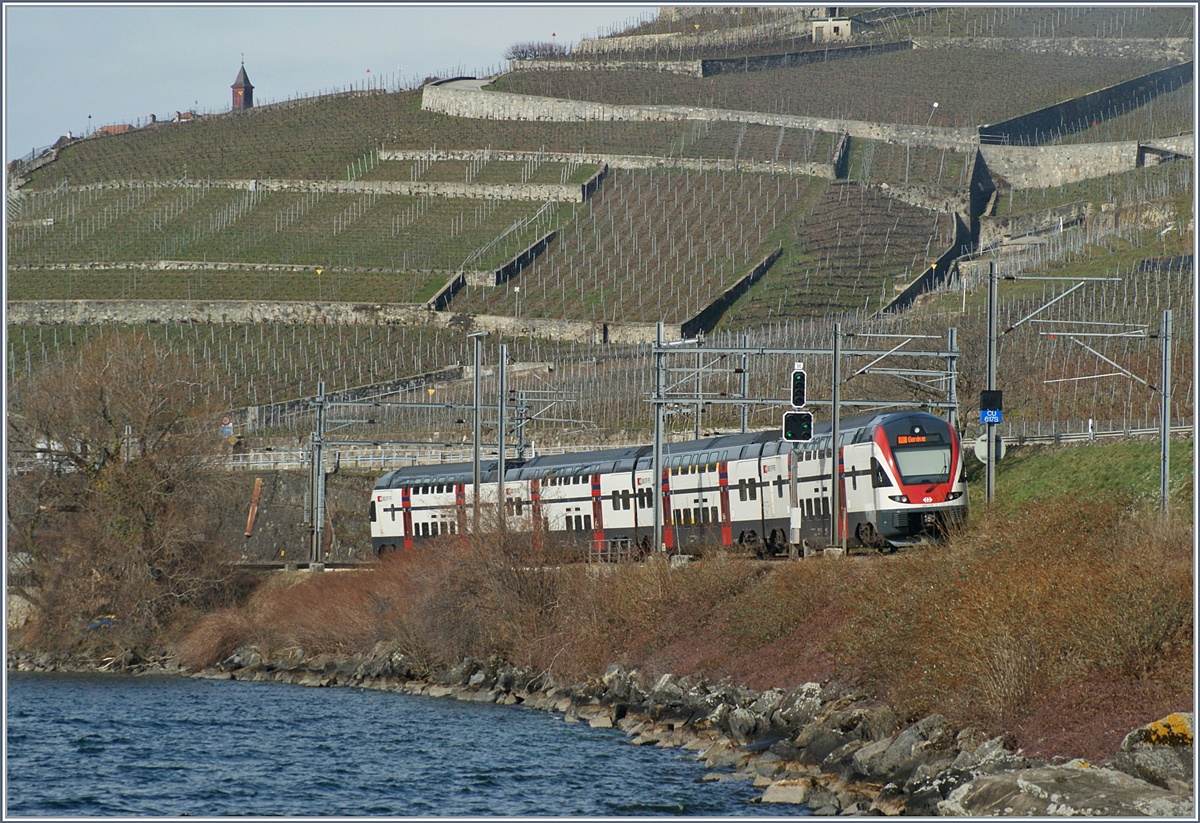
[1075,510,1194,677]
[504,41,567,60]
[176,608,254,670]
[832,492,1191,732]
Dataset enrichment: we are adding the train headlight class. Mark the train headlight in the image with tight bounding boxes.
[946,491,964,501]
[888,494,910,503]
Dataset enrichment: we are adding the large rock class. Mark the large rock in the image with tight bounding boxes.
[1113,712,1194,792]
[850,713,952,783]
[938,762,1195,817]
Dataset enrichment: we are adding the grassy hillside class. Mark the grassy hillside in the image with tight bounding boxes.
[967,438,1194,513]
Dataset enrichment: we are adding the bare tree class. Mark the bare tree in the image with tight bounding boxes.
[7,333,244,656]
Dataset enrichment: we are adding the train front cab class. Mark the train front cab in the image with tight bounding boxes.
[845,412,966,548]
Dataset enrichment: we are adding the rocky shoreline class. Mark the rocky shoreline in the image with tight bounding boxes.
[9,646,1194,816]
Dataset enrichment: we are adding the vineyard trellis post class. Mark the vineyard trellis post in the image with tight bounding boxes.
[653,323,665,554]
[497,342,508,534]
[470,331,487,535]
[310,379,326,571]
[1159,310,1171,517]
[830,322,844,554]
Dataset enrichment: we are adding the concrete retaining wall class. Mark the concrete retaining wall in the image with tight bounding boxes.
[701,40,912,76]
[979,61,1194,147]
[428,230,557,308]
[880,213,971,315]
[681,247,782,338]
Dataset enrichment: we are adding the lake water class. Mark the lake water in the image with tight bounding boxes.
[5,672,801,817]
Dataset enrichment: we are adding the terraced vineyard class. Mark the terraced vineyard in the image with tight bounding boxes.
[494,50,1177,129]
[7,243,1192,440]
[8,176,568,275]
[447,168,829,323]
[719,182,959,327]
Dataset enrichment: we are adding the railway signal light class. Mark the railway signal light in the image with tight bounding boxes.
[782,411,813,442]
[790,368,806,408]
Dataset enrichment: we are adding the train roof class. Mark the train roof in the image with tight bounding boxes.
[512,444,650,479]
[373,410,952,487]
[376,459,503,489]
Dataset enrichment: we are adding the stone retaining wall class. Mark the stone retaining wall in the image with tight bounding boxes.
[980,141,1141,189]
[914,36,1194,62]
[978,201,1091,250]
[573,13,814,56]
[513,40,913,78]
[421,82,979,152]
[5,300,679,343]
[33,175,588,202]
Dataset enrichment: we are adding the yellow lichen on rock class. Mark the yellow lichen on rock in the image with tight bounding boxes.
[1143,713,1194,747]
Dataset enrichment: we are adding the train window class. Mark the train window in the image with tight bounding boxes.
[711,506,719,523]
[748,481,757,500]
[369,501,377,522]
[621,490,631,510]
[611,491,620,510]
[584,515,593,531]
[698,507,707,524]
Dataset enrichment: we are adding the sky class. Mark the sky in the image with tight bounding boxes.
[3,2,659,162]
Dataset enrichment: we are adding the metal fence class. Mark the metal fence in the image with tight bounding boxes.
[216,417,1194,473]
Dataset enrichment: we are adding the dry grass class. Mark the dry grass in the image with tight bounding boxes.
[176,490,1192,758]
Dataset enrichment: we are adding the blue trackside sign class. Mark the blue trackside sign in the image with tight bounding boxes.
[980,390,1002,424]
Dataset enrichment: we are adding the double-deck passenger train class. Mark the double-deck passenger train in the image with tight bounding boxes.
[370,410,967,557]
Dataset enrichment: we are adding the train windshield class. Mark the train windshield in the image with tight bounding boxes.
[882,416,953,485]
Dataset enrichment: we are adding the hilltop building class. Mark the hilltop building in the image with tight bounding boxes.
[232,63,254,110]
[811,16,852,42]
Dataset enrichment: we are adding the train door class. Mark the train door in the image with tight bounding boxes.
[631,468,655,553]
[759,453,791,550]
[599,469,637,551]
[841,442,878,547]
